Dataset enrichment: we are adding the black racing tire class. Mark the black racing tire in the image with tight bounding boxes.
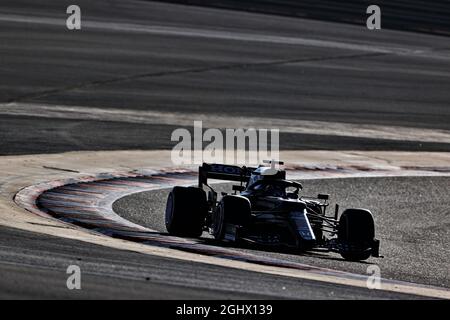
[165,186,208,237]
[212,195,251,241]
[338,208,375,261]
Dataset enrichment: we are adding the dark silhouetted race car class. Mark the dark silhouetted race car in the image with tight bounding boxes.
[165,161,381,261]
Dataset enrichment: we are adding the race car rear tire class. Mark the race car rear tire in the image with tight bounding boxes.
[212,195,251,241]
[165,186,208,237]
[337,208,375,261]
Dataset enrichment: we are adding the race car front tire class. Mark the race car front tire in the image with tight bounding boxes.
[212,195,251,241]
[337,208,375,261]
[165,186,208,237]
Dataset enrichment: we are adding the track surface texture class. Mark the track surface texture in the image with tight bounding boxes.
[0,0,449,299]
[1,0,450,155]
[153,0,450,36]
[114,176,450,289]
[0,224,423,299]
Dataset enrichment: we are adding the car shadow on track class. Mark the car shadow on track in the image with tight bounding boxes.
[157,231,372,265]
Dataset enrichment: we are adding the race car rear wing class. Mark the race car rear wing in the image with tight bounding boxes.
[198,163,256,188]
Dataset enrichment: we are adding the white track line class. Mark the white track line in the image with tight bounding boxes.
[1,13,446,59]
[2,102,450,144]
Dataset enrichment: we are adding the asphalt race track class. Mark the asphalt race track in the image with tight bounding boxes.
[114,176,450,289]
[0,0,449,299]
[1,224,425,300]
[2,0,450,155]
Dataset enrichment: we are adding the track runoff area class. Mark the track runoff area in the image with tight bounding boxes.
[0,0,450,311]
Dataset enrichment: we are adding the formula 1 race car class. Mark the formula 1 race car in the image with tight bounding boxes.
[165,161,381,261]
